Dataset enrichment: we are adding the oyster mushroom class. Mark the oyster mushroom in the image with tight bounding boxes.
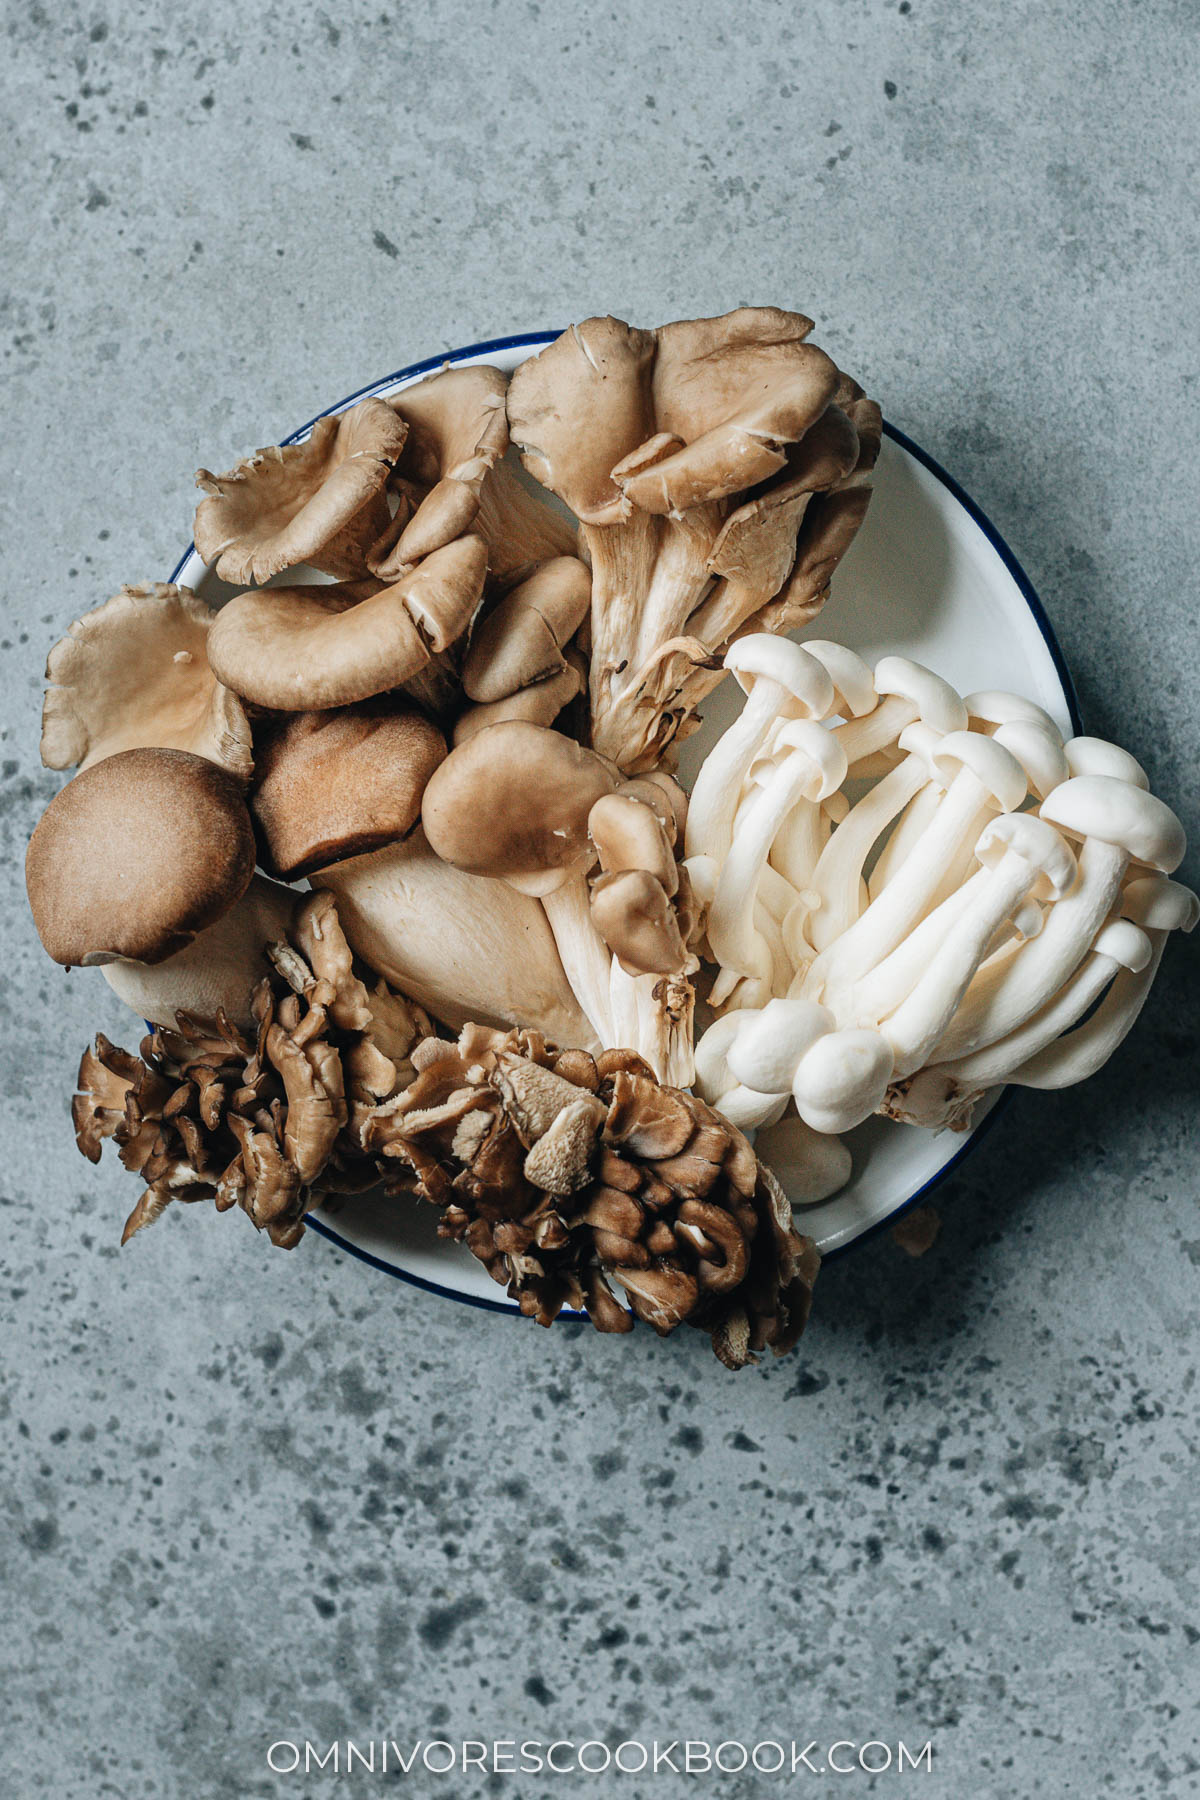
[460,556,591,706]
[370,364,576,584]
[506,309,879,771]
[206,536,487,711]
[41,583,252,781]
[194,396,408,584]
[250,702,446,878]
[26,748,256,966]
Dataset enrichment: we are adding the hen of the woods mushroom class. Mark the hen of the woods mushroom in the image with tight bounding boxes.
[25,306,1195,1368]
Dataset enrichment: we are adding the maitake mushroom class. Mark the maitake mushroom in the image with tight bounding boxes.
[364,1024,820,1368]
[506,309,879,772]
[41,583,252,781]
[73,892,430,1248]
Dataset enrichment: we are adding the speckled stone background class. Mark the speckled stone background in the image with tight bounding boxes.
[3,2,1198,1795]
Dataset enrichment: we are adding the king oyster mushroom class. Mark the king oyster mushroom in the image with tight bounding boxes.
[26,748,257,967]
[194,396,408,584]
[41,583,252,781]
[249,701,447,879]
[506,308,880,772]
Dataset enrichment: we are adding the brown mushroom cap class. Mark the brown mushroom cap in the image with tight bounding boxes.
[207,536,487,711]
[589,868,687,975]
[421,721,616,895]
[452,657,584,746]
[194,397,408,585]
[41,583,252,781]
[462,557,591,704]
[26,748,256,966]
[587,792,678,894]
[251,702,447,878]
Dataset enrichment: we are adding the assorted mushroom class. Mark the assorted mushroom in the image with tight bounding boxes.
[23,307,1194,1366]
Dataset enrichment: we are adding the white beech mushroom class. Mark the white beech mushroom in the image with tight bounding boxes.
[249,702,447,879]
[925,772,1187,1066]
[506,310,878,772]
[26,749,256,967]
[206,536,487,711]
[194,397,408,584]
[371,364,576,584]
[312,827,595,1046]
[41,583,252,782]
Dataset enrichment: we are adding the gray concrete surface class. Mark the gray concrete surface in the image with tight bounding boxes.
[3,2,1198,1795]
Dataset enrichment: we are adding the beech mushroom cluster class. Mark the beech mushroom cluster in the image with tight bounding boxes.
[689,635,1195,1140]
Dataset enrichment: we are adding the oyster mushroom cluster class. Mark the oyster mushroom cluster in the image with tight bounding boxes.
[686,636,1196,1145]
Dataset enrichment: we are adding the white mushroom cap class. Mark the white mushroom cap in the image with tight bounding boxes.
[1120,873,1200,933]
[925,728,1028,813]
[725,998,835,1093]
[875,657,967,735]
[791,1028,894,1134]
[975,812,1077,900]
[1039,775,1186,873]
[724,635,835,719]
[800,640,876,717]
[992,719,1070,801]
[1063,736,1150,789]
[1091,917,1154,975]
[964,690,1061,736]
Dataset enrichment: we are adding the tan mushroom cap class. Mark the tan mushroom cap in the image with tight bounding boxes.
[452,657,583,745]
[462,557,592,704]
[41,583,252,781]
[207,535,487,710]
[590,868,687,975]
[251,702,447,878]
[194,397,408,586]
[26,748,256,967]
[613,308,842,514]
[422,721,616,895]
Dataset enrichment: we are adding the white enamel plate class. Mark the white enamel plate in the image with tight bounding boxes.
[172,333,1080,1308]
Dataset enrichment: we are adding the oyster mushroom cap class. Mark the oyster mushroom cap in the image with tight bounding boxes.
[250,702,446,879]
[588,791,679,894]
[207,535,488,710]
[452,657,584,745]
[194,396,408,585]
[462,557,592,704]
[101,875,299,1028]
[26,748,256,966]
[421,721,616,897]
[41,583,252,781]
[590,868,687,976]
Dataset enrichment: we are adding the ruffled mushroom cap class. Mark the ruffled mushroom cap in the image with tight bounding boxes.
[250,702,447,878]
[421,721,616,896]
[461,557,591,705]
[452,656,584,746]
[41,583,253,781]
[370,365,576,583]
[194,397,407,585]
[207,536,488,710]
[26,748,256,966]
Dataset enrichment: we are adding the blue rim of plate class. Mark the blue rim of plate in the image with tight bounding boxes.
[171,331,1084,1312]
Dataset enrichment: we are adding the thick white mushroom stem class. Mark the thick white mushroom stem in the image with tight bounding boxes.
[925,776,1187,1065]
[800,744,935,955]
[877,814,1076,1080]
[708,720,848,1007]
[798,730,1027,1008]
[540,874,616,1048]
[684,636,835,865]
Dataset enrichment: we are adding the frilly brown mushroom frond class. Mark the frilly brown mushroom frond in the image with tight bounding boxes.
[507,310,880,771]
[371,365,576,584]
[73,892,430,1249]
[364,1024,820,1367]
[194,397,408,585]
[41,583,252,781]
